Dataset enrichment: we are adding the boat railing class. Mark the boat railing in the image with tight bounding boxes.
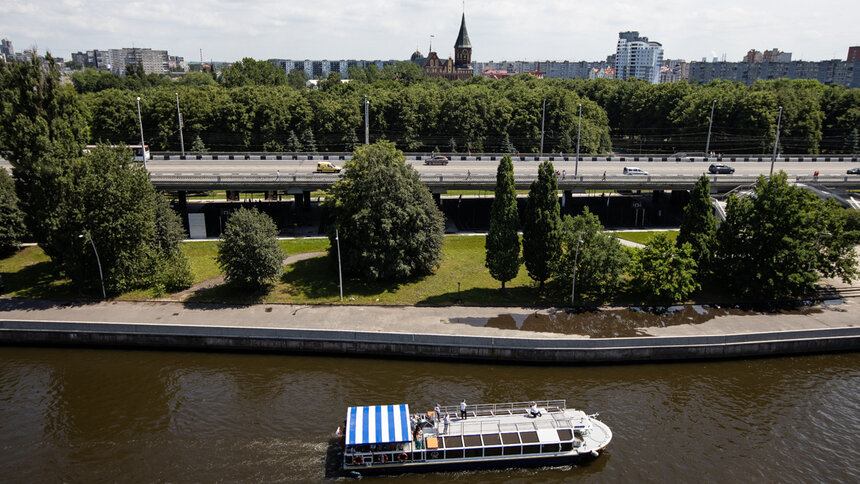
[439,400,566,418]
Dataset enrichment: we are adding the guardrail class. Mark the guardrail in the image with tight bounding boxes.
[149,151,860,163]
[148,173,860,193]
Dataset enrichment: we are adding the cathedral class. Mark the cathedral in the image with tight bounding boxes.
[411,13,474,81]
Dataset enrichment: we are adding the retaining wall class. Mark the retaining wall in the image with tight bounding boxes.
[1,320,858,363]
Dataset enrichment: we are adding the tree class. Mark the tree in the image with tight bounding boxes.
[448,137,457,153]
[220,58,286,88]
[0,53,87,263]
[152,195,194,292]
[286,68,309,89]
[523,160,562,290]
[287,130,303,152]
[343,128,360,152]
[217,207,284,288]
[501,133,516,154]
[0,167,26,256]
[303,127,317,152]
[844,128,859,154]
[65,146,184,294]
[485,155,520,288]
[554,207,629,299]
[631,233,699,303]
[677,174,718,273]
[715,172,857,302]
[191,134,208,152]
[325,141,444,281]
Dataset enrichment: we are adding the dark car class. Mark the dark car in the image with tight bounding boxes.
[708,163,735,174]
[424,156,449,166]
[847,167,860,175]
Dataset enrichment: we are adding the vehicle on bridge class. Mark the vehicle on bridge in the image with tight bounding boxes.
[848,167,860,175]
[85,144,150,162]
[708,163,735,174]
[622,166,648,176]
[316,161,342,173]
[424,155,449,166]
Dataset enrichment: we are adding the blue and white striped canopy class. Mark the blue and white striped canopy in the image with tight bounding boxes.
[345,404,411,446]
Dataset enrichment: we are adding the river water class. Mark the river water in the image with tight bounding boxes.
[1,347,858,483]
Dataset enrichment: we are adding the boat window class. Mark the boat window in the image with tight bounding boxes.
[520,431,539,444]
[463,435,482,447]
[482,434,502,445]
[501,432,520,445]
[523,444,541,454]
[560,442,574,451]
[484,447,503,456]
[442,436,463,448]
[465,448,483,458]
[446,449,465,459]
[502,446,522,455]
[541,443,561,453]
[556,429,573,441]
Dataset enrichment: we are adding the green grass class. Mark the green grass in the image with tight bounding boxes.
[611,230,679,245]
[0,231,680,306]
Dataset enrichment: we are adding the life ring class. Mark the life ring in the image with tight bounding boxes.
[398,452,408,462]
[378,454,388,464]
[352,454,363,465]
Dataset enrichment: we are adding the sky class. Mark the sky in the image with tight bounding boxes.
[3,0,858,63]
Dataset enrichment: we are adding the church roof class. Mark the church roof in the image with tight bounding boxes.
[455,13,471,49]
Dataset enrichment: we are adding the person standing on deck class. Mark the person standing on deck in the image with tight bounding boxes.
[434,403,442,424]
[460,400,468,420]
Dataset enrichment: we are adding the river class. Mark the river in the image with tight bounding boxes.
[0,347,857,483]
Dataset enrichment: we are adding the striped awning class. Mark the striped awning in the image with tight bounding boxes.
[346,404,411,446]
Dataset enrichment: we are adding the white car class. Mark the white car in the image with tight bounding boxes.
[622,166,648,175]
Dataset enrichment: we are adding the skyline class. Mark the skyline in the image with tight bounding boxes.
[2,0,858,63]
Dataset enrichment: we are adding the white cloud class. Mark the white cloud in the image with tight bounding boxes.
[0,0,856,62]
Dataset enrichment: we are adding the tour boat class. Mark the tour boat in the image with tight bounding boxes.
[338,400,611,475]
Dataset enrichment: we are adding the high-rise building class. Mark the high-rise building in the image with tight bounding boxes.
[614,31,663,84]
[1,38,13,57]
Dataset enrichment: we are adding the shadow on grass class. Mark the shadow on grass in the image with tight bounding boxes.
[417,286,543,307]
[184,280,272,306]
[1,260,79,300]
[280,256,409,300]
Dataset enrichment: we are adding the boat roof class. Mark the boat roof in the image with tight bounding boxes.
[346,404,411,446]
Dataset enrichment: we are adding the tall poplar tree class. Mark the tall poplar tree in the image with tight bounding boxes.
[677,174,718,273]
[523,160,562,290]
[485,155,520,289]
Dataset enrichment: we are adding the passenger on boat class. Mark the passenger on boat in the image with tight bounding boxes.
[529,402,542,418]
[434,403,442,423]
[460,400,468,420]
[443,413,450,434]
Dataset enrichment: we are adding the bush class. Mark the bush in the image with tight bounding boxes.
[217,207,283,288]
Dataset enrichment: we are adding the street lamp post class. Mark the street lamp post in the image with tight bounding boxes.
[770,106,783,176]
[539,98,546,157]
[364,96,370,145]
[571,232,583,306]
[136,96,147,169]
[79,228,106,299]
[175,92,185,157]
[335,228,344,301]
[575,103,582,177]
[705,99,716,158]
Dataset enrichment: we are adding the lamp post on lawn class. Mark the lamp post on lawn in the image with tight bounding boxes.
[364,96,370,145]
[539,98,546,157]
[335,228,344,301]
[136,96,147,169]
[705,99,716,158]
[175,92,185,157]
[79,228,106,299]
[575,103,582,177]
[571,232,583,306]
[770,106,783,176]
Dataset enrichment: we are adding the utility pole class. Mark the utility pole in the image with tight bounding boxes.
[79,228,106,299]
[364,96,370,145]
[705,99,716,157]
[335,228,344,301]
[571,233,582,306]
[539,98,546,157]
[770,106,783,176]
[575,103,582,177]
[135,96,147,169]
[176,92,185,157]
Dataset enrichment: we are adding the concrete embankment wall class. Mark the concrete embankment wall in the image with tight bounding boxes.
[2,320,859,363]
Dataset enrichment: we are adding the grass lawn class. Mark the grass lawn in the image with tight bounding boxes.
[611,230,679,246]
[2,231,685,306]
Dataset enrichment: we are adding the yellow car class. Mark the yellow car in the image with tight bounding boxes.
[316,161,342,173]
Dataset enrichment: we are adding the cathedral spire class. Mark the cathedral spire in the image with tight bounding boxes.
[454,13,471,49]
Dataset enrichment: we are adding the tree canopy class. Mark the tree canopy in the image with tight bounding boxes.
[631,233,699,303]
[677,174,718,273]
[217,207,284,288]
[523,160,562,290]
[485,154,521,288]
[0,167,25,256]
[325,141,444,281]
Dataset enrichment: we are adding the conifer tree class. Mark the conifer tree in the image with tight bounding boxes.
[303,128,317,152]
[191,134,208,152]
[287,130,303,152]
[523,160,562,290]
[677,174,718,273]
[485,155,520,289]
[501,133,516,154]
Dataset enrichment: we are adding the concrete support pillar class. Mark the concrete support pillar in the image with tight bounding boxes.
[293,193,302,211]
[563,190,571,209]
[433,193,441,206]
[176,191,188,211]
[302,190,311,211]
